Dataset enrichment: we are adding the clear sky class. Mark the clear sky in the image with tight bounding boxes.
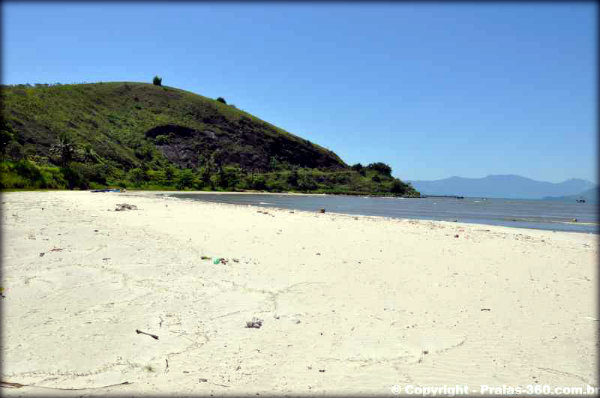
[2,2,597,183]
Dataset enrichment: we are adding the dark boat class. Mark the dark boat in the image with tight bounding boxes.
[576,199,586,203]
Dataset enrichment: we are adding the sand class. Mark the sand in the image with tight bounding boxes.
[1,191,597,396]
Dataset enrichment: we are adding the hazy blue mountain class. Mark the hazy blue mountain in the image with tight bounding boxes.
[543,187,599,204]
[408,175,596,199]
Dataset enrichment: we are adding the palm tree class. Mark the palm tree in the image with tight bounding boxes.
[51,133,75,166]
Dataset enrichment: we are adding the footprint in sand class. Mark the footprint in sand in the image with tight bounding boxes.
[324,329,466,364]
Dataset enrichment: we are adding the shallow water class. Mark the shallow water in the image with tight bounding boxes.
[168,193,599,234]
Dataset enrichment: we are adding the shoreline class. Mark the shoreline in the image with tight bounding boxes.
[154,191,598,235]
[1,191,597,395]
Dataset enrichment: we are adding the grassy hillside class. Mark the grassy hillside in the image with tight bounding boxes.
[0,81,418,196]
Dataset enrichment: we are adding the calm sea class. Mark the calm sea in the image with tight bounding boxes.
[167,193,599,234]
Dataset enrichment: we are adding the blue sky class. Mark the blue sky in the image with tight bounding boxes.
[2,2,597,183]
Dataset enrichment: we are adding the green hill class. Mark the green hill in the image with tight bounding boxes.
[0,81,418,196]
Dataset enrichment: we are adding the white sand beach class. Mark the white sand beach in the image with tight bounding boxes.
[1,191,597,396]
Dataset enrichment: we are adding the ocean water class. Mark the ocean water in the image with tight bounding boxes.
[167,193,599,234]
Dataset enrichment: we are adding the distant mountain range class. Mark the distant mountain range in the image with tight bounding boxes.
[408,175,596,200]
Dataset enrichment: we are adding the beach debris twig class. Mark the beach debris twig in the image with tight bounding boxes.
[1,381,26,388]
[319,208,326,213]
[40,247,64,257]
[1,380,132,390]
[245,317,263,329]
[136,329,159,340]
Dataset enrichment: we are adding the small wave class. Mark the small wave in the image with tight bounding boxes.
[258,202,272,205]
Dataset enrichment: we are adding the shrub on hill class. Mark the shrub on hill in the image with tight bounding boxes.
[367,162,392,176]
[61,164,90,190]
[153,76,162,86]
[0,130,14,156]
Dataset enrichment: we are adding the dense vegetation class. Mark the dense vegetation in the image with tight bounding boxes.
[0,81,418,196]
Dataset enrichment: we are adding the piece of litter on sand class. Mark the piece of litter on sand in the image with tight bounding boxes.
[115,203,138,211]
[201,256,211,260]
[480,308,491,312]
[454,234,459,238]
[199,378,208,383]
[39,252,45,257]
[245,317,263,329]
[582,316,599,321]
[213,257,221,264]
